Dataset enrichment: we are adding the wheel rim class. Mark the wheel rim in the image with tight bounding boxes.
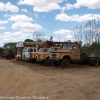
[94,59,98,65]
[64,60,69,67]
[47,60,51,66]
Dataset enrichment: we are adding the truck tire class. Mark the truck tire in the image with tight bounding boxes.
[98,58,100,65]
[90,58,99,66]
[44,58,52,66]
[61,59,70,68]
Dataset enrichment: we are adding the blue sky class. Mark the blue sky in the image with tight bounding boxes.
[0,0,100,47]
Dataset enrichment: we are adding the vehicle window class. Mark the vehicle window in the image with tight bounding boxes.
[73,46,78,50]
[63,44,72,50]
[54,48,59,51]
[34,49,36,52]
[39,48,43,52]
[31,49,33,52]
[39,48,48,52]
[28,49,30,52]
[28,49,33,52]
[43,49,48,52]
[23,48,27,52]
[48,48,53,52]
[48,48,59,52]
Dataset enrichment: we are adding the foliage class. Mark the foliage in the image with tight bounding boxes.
[0,47,4,54]
[24,39,34,42]
[33,31,45,42]
[3,42,16,50]
[81,42,100,56]
[49,36,53,41]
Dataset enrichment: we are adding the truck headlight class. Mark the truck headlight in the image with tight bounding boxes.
[40,55,43,58]
[38,54,43,59]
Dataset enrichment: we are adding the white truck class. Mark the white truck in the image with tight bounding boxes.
[16,41,40,61]
[22,47,38,61]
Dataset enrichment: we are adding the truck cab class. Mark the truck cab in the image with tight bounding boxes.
[50,42,81,68]
[30,48,46,62]
[37,47,60,66]
[22,47,38,61]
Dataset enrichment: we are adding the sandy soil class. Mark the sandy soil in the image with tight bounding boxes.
[0,58,100,100]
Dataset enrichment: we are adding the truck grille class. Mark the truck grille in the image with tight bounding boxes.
[37,55,41,59]
[50,53,57,58]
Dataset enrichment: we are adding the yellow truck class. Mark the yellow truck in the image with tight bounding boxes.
[50,42,100,68]
[36,47,60,66]
[30,48,49,63]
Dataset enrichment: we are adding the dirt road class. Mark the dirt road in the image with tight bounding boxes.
[0,58,100,100]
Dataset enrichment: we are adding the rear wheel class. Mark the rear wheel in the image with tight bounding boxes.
[44,58,52,66]
[61,59,70,68]
[90,58,99,66]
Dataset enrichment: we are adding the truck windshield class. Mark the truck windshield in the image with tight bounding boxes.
[39,48,43,52]
[43,48,48,52]
[48,48,59,52]
[23,48,27,52]
[39,48,48,52]
[28,49,33,52]
[63,44,72,50]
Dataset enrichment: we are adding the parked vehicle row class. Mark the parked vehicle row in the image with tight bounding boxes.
[1,50,16,59]
[15,41,100,68]
[1,41,99,68]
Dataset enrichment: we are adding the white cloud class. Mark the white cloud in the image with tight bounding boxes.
[3,32,20,36]
[33,3,61,12]
[0,20,8,25]
[64,0,100,10]
[0,2,5,11]
[65,3,73,10]
[55,13,100,22]
[74,0,100,9]
[53,29,75,41]
[0,20,8,30]
[8,14,43,33]
[9,14,33,22]
[54,29,72,35]
[0,33,12,43]
[18,0,63,12]
[65,34,75,41]
[21,9,28,13]
[0,31,33,46]
[0,2,19,12]
[12,21,43,32]
[0,26,6,29]
[3,14,10,18]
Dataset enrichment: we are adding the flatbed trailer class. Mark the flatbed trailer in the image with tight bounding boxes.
[80,55,99,66]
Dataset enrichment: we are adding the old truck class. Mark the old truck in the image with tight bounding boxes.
[36,47,61,66]
[16,41,43,60]
[2,50,16,59]
[50,42,100,68]
[29,48,47,62]
[29,41,61,64]
[22,47,38,61]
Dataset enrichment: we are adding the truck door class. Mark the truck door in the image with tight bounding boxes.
[71,45,80,60]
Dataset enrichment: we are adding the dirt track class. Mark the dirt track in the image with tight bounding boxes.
[0,58,100,100]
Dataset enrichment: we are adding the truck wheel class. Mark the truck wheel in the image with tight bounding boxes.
[44,58,52,66]
[61,59,70,68]
[98,57,100,65]
[90,58,99,66]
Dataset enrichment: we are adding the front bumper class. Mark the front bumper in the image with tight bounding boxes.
[36,58,44,61]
